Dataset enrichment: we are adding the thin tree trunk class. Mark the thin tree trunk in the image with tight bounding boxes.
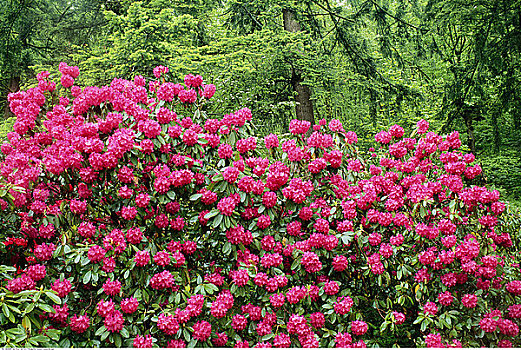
[3,76,20,119]
[283,9,315,127]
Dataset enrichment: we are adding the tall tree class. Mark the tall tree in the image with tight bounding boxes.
[0,0,33,117]
[283,7,315,126]
[423,0,521,154]
[0,0,106,118]
[224,0,429,131]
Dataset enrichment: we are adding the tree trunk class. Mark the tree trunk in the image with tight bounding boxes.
[290,70,315,126]
[282,8,315,127]
[3,76,20,119]
[283,9,301,32]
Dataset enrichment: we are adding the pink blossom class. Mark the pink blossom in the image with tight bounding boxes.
[70,314,90,333]
[461,294,478,308]
[121,297,139,314]
[192,320,211,341]
[334,296,353,315]
[104,310,124,332]
[103,279,121,296]
[134,250,150,266]
[301,252,322,273]
[97,299,115,317]
[150,270,174,290]
[133,334,154,348]
[335,332,352,348]
[351,320,368,335]
[423,301,438,316]
[231,269,250,286]
[26,264,46,281]
[158,313,180,335]
[392,311,405,324]
[51,278,72,298]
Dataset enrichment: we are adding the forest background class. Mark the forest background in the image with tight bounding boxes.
[1,0,521,207]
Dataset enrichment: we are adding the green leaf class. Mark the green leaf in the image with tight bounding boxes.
[223,242,232,255]
[81,256,90,266]
[120,327,129,339]
[203,284,217,295]
[44,291,61,305]
[96,326,107,336]
[183,328,190,342]
[158,134,166,145]
[83,270,92,284]
[189,193,202,201]
[2,303,11,320]
[46,329,60,341]
[30,335,49,343]
[212,173,224,182]
[158,194,168,204]
[441,317,450,329]
[32,291,42,303]
[204,209,219,219]
[7,308,15,323]
[262,333,274,341]
[22,315,31,334]
[290,258,300,271]
[114,333,122,347]
[24,302,35,314]
[38,303,55,313]
[59,337,70,347]
[213,214,223,228]
[8,304,21,314]
[167,191,176,201]
[14,330,27,342]
[8,326,24,335]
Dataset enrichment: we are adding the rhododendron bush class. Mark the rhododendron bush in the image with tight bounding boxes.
[1,63,520,348]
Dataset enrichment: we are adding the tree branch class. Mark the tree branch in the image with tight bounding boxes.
[311,1,355,23]
[367,0,422,31]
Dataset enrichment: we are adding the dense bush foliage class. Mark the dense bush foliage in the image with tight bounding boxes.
[1,64,520,348]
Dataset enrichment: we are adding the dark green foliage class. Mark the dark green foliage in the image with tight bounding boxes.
[0,0,106,114]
